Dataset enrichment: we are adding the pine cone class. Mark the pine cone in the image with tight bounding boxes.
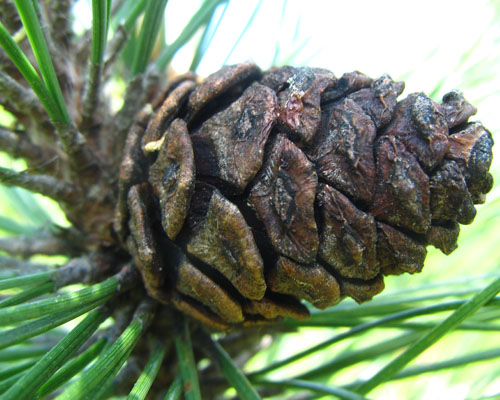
[115,62,493,330]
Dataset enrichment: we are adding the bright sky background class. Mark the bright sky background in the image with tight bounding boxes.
[166,0,497,96]
[73,0,500,121]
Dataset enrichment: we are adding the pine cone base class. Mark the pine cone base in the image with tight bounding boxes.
[116,63,493,330]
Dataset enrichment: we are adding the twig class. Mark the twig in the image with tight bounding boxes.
[111,72,154,139]
[0,0,22,33]
[37,0,75,100]
[0,254,52,274]
[48,0,73,51]
[106,68,159,160]
[80,61,103,134]
[0,126,45,161]
[0,166,79,203]
[0,70,51,126]
[80,0,112,135]
[8,2,95,176]
[110,0,126,17]
[51,253,117,288]
[0,71,57,152]
[0,232,78,257]
[103,24,128,78]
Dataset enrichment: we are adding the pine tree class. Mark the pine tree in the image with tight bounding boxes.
[0,1,499,399]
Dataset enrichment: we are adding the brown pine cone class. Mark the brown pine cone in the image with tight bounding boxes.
[115,62,494,330]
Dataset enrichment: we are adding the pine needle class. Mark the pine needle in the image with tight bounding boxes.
[199,330,261,400]
[54,298,156,400]
[173,316,201,400]
[356,276,500,395]
[1,306,110,400]
[126,338,167,400]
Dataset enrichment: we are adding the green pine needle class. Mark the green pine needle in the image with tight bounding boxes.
[355,276,500,395]
[127,339,167,400]
[295,331,422,381]
[131,0,168,75]
[0,277,119,326]
[0,21,59,122]
[0,271,52,291]
[112,0,147,31]
[173,316,201,400]
[0,359,38,382]
[54,298,156,400]
[257,379,370,400]
[222,0,262,65]
[189,0,229,71]
[127,341,167,400]
[0,186,53,227]
[392,347,500,381]
[0,345,49,362]
[36,338,107,398]
[91,0,110,64]
[252,297,500,377]
[199,330,261,400]
[163,374,182,400]
[13,0,71,124]
[1,306,109,400]
[0,375,21,395]
[0,301,104,350]
[156,0,228,71]
[0,216,37,235]
[0,281,54,308]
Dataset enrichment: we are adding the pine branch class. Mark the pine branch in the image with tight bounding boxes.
[80,61,104,133]
[0,70,52,130]
[105,69,159,160]
[0,251,114,283]
[80,0,110,134]
[1,5,98,176]
[103,24,128,77]
[0,232,78,257]
[48,0,73,51]
[0,254,110,290]
[0,254,52,274]
[0,126,45,161]
[0,0,21,33]
[0,265,138,328]
[0,166,79,202]
[112,71,158,138]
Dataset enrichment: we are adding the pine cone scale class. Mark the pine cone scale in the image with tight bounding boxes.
[190,82,279,192]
